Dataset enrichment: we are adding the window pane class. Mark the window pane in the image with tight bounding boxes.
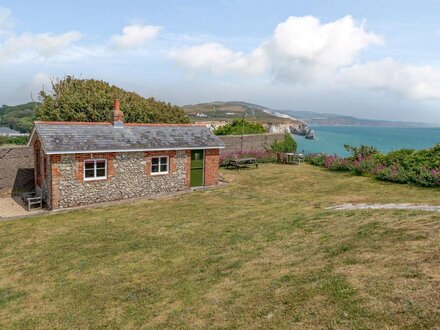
[152,158,159,165]
[152,165,159,173]
[85,161,95,170]
[160,157,167,164]
[160,164,167,172]
[96,168,106,177]
[96,160,106,169]
[85,169,95,178]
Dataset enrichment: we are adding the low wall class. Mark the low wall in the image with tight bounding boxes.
[0,146,34,196]
[218,133,285,155]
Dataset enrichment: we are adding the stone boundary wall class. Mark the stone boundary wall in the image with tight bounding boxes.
[218,133,285,155]
[0,146,34,196]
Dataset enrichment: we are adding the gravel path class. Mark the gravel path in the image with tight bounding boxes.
[0,197,43,219]
[328,203,440,212]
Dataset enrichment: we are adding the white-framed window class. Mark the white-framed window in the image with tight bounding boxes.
[151,156,169,175]
[84,159,107,181]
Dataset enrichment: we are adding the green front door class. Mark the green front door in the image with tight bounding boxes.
[190,150,204,187]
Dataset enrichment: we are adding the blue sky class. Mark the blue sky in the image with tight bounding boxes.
[1,0,440,123]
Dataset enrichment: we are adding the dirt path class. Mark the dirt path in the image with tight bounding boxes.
[328,203,440,212]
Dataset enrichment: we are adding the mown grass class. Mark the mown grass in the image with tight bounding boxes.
[0,164,440,329]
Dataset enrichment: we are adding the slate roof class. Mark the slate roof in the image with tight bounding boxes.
[0,127,23,135]
[32,122,225,154]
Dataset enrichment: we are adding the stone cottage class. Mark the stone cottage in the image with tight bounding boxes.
[28,100,225,209]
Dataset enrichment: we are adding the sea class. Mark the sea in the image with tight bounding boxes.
[295,126,440,157]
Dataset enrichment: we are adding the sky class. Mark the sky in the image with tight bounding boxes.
[1,0,440,123]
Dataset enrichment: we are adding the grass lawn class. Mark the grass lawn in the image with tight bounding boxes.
[1,164,440,329]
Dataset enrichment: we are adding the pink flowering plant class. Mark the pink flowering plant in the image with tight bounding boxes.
[323,155,353,172]
[305,143,440,188]
[305,153,325,166]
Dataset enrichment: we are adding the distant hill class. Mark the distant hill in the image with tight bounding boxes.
[0,102,38,133]
[5,100,428,134]
[183,101,311,136]
[183,101,433,128]
[280,110,434,128]
[183,101,299,124]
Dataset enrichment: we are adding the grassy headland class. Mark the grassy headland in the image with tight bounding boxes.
[0,164,439,328]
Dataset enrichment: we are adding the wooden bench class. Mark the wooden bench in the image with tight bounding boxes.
[277,152,305,165]
[226,157,259,170]
[22,192,42,211]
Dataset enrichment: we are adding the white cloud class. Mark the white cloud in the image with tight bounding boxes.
[170,15,383,80]
[110,24,160,49]
[0,31,82,62]
[0,7,15,34]
[263,15,383,81]
[339,58,440,100]
[0,10,160,62]
[170,42,267,75]
[169,15,440,101]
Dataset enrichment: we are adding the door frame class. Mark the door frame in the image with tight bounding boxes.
[190,149,205,187]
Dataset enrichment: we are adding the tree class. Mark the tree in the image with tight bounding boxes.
[213,118,266,135]
[35,76,190,124]
[271,133,297,153]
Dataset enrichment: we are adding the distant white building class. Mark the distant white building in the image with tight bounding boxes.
[0,127,28,137]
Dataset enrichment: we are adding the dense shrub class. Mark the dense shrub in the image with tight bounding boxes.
[270,133,297,153]
[36,76,189,124]
[378,149,416,169]
[324,156,352,172]
[214,119,266,135]
[306,143,440,188]
[375,165,412,184]
[411,166,440,187]
[344,144,379,159]
[305,154,326,166]
[351,157,377,176]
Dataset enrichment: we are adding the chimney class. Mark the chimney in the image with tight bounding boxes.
[112,99,124,127]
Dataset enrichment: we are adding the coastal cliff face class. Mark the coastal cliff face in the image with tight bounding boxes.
[267,121,310,135]
[200,120,313,138]
[183,101,314,138]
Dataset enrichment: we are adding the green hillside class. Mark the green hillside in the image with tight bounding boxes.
[0,102,37,133]
[184,101,433,128]
[183,101,297,123]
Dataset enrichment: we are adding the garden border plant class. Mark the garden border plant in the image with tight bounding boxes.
[305,143,440,187]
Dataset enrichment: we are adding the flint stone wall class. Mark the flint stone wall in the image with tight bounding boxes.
[54,151,188,209]
[218,133,285,155]
[0,146,34,196]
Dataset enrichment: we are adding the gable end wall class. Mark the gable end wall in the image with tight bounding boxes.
[204,149,220,186]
